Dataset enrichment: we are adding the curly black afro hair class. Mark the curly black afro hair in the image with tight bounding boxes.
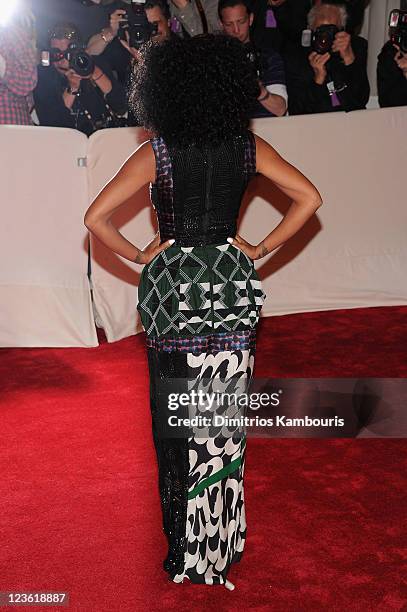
[129,33,260,148]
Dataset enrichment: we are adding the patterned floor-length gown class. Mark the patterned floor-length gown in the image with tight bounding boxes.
[137,130,266,585]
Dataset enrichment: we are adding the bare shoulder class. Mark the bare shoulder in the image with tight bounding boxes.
[119,139,156,184]
[252,132,282,173]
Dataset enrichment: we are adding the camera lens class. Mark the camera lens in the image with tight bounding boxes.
[70,50,95,77]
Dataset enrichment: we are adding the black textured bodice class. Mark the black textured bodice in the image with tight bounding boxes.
[149,131,257,247]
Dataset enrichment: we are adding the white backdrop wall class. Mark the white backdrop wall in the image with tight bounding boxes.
[1,106,406,347]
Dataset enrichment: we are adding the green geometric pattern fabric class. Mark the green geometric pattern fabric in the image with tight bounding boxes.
[137,243,266,338]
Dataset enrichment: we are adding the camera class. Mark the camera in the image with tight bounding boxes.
[389,9,407,54]
[246,48,261,80]
[117,0,158,49]
[311,25,340,55]
[41,43,95,77]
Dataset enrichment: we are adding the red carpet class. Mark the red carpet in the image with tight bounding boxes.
[1,306,406,611]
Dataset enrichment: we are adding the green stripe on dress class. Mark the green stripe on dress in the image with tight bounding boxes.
[188,437,246,500]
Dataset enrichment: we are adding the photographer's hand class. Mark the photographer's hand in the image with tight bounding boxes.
[64,67,113,102]
[66,69,82,90]
[257,82,287,116]
[62,69,82,109]
[69,67,111,88]
[74,68,113,95]
[332,31,355,65]
[110,9,127,37]
[393,44,407,78]
[86,9,127,55]
[119,30,142,61]
[309,51,330,85]
[257,83,267,100]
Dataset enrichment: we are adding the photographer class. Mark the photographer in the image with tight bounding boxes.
[33,22,127,136]
[284,2,369,115]
[377,40,407,108]
[0,4,38,125]
[87,1,173,125]
[251,1,370,53]
[87,0,173,85]
[219,0,287,118]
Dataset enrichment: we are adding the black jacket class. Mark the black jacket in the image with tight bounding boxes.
[34,56,127,136]
[251,0,368,53]
[251,0,311,53]
[284,35,370,116]
[377,41,407,108]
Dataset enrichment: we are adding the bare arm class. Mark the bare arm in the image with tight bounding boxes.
[258,84,287,117]
[86,10,126,56]
[260,93,286,117]
[83,141,174,264]
[87,31,111,56]
[230,133,323,259]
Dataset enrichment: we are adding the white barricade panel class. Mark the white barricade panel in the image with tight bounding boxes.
[5,110,405,347]
[0,125,97,347]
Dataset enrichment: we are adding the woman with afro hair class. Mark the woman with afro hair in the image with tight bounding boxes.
[84,33,322,589]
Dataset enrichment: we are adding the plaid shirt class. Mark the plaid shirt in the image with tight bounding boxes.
[0,25,38,125]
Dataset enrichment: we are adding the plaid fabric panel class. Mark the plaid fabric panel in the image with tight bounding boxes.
[244,129,256,177]
[0,26,37,125]
[149,136,176,238]
[146,328,257,353]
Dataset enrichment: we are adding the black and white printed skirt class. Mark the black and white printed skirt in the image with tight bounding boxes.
[137,241,266,585]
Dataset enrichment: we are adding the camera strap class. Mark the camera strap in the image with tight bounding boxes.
[74,79,125,131]
[326,61,348,108]
[326,80,341,107]
[195,0,208,34]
